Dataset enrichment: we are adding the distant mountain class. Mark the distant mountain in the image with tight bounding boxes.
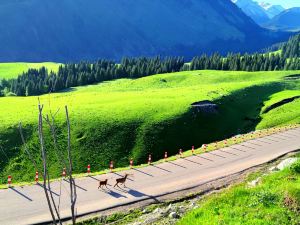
[233,0,285,25]
[259,2,285,18]
[266,5,285,18]
[234,0,270,24]
[266,7,300,31]
[0,0,291,62]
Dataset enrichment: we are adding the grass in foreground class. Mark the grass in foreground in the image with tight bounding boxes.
[0,62,60,79]
[1,70,300,184]
[178,158,300,225]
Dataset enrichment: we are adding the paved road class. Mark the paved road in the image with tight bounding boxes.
[0,127,300,225]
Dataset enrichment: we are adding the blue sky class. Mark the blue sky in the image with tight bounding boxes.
[257,0,300,8]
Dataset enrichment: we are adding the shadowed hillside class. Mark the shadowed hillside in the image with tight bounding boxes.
[0,0,290,62]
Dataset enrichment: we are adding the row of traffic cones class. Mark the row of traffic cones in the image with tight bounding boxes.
[5,124,299,186]
[2,143,234,186]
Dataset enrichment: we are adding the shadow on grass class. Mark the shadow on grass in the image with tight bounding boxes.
[140,82,284,161]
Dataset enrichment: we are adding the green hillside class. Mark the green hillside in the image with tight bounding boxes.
[0,62,60,79]
[0,70,300,184]
[179,156,300,225]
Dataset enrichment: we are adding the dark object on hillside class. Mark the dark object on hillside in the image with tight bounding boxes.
[284,74,300,80]
[191,100,218,114]
[263,96,300,113]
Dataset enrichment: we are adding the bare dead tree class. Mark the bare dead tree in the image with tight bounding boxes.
[43,110,68,216]
[65,105,77,225]
[44,112,68,169]
[20,122,63,222]
[38,103,57,225]
[38,104,66,225]
[19,102,77,225]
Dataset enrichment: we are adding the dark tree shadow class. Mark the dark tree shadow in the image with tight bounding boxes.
[168,161,187,169]
[195,155,214,162]
[113,172,134,181]
[218,150,238,156]
[151,165,171,173]
[207,152,226,158]
[139,82,284,162]
[63,179,87,191]
[182,158,202,166]
[88,175,100,181]
[132,168,154,177]
[9,187,33,201]
[99,187,127,198]
[36,183,60,197]
[228,146,247,152]
[114,187,159,203]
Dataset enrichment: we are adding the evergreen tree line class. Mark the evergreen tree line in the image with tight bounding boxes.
[0,57,184,96]
[282,33,300,58]
[0,33,300,97]
[188,52,300,71]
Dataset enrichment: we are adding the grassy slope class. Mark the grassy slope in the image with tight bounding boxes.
[178,157,300,225]
[0,62,60,79]
[0,70,300,184]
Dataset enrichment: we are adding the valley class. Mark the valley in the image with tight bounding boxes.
[0,70,299,184]
[0,1,299,224]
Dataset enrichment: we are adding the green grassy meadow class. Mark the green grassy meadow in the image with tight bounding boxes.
[0,70,300,184]
[0,62,60,79]
[178,157,300,225]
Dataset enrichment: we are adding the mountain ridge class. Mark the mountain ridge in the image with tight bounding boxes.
[0,0,290,62]
[266,7,300,31]
[234,0,285,25]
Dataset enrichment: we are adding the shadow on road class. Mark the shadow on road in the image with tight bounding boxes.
[228,146,247,152]
[218,150,238,156]
[114,187,159,203]
[182,158,202,166]
[9,187,33,201]
[88,175,100,181]
[113,172,134,181]
[194,155,214,162]
[207,152,226,158]
[238,144,255,150]
[151,165,171,173]
[99,187,127,198]
[132,168,153,177]
[127,188,159,203]
[63,179,87,191]
[36,183,60,197]
[168,161,187,169]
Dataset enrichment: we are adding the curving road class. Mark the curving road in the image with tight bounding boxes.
[0,127,300,225]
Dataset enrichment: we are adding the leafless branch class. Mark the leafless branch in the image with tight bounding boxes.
[65,105,77,225]
[38,103,57,224]
[43,114,67,169]
[18,122,38,172]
